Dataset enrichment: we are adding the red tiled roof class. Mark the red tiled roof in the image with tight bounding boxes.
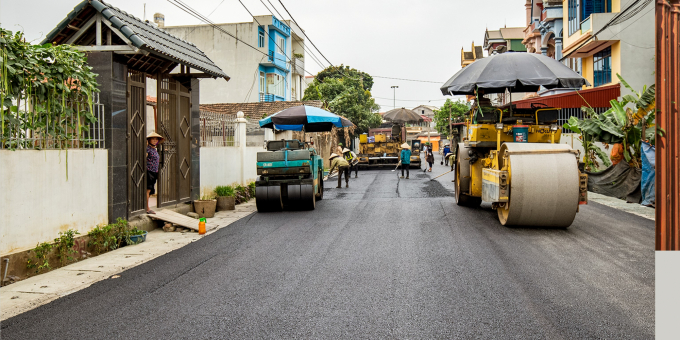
[200,101,324,122]
[146,95,157,104]
[512,83,621,109]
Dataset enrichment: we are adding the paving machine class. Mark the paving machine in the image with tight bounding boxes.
[357,133,421,169]
[255,139,323,212]
[455,104,588,227]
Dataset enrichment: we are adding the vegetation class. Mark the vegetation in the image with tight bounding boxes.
[26,242,53,273]
[433,99,470,137]
[0,28,99,149]
[215,185,235,197]
[54,229,80,266]
[302,65,381,134]
[563,74,656,171]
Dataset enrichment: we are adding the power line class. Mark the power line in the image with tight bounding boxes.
[277,0,333,66]
[372,75,444,84]
[373,96,448,102]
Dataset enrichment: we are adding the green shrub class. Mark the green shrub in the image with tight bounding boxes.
[88,224,118,255]
[248,182,256,198]
[235,184,250,204]
[215,185,235,197]
[54,229,80,266]
[26,242,53,273]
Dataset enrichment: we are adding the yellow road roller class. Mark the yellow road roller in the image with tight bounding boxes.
[454,105,588,227]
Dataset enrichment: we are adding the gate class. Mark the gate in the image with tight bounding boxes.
[127,70,148,216]
[157,74,192,207]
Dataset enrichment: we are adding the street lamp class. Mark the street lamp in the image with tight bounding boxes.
[391,86,399,110]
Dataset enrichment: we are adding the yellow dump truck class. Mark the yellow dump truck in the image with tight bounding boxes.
[357,133,421,169]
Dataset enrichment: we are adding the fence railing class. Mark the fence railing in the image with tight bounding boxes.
[1,92,105,150]
[199,111,238,147]
[558,107,608,133]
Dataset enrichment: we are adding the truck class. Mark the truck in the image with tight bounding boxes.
[356,133,422,169]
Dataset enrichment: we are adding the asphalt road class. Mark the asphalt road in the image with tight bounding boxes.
[1,160,654,339]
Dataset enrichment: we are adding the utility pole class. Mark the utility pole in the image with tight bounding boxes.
[449,104,452,144]
[391,86,398,110]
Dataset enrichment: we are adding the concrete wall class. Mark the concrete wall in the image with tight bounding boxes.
[0,150,108,256]
[200,146,261,190]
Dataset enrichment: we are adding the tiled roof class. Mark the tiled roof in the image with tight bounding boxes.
[201,101,324,132]
[146,95,157,104]
[486,30,503,40]
[43,0,228,79]
[499,27,526,40]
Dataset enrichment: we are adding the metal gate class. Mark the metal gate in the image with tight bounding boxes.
[157,74,192,207]
[127,70,147,216]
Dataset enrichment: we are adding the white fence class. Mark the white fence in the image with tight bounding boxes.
[200,111,238,147]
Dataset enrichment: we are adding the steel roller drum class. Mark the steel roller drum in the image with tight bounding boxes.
[497,143,580,227]
[256,185,283,212]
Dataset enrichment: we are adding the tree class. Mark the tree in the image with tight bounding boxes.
[303,65,381,134]
[433,99,469,137]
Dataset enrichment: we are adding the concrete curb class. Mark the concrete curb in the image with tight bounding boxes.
[587,191,655,221]
[0,201,257,321]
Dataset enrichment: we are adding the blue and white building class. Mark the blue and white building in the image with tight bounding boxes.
[163,15,310,104]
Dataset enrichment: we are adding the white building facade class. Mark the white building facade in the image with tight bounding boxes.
[163,15,309,104]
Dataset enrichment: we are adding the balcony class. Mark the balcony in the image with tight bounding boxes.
[292,57,304,76]
[260,93,275,102]
[580,16,592,34]
[541,6,562,22]
[260,50,290,72]
[270,16,291,37]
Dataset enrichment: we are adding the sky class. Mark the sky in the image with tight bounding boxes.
[0,0,527,110]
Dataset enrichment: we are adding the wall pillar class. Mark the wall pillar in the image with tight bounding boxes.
[236,111,248,185]
[555,37,563,61]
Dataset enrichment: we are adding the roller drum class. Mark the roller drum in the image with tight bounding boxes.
[256,185,283,212]
[498,143,579,227]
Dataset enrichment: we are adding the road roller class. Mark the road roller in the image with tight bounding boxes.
[255,139,324,212]
[454,105,588,227]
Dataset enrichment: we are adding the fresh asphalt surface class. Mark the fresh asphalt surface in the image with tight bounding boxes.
[2,160,654,339]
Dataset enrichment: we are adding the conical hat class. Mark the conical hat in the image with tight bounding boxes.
[401,143,410,149]
[146,132,164,143]
[329,153,339,160]
[342,148,351,153]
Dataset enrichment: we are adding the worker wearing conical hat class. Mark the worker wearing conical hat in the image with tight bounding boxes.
[343,147,359,178]
[328,153,350,188]
[400,143,411,179]
[146,132,164,214]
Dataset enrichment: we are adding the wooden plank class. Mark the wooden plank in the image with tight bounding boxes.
[148,210,218,231]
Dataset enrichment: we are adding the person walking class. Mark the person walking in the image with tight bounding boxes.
[400,143,411,179]
[146,132,164,214]
[426,147,434,172]
[343,148,359,178]
[328,153,350,188]
[443,144,451,166]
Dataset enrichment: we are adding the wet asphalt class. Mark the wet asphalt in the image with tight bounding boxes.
[1,159,654,339]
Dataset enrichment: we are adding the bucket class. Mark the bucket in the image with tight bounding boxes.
[512,125,529,143]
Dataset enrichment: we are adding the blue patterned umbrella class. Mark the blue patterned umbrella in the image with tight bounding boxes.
[259,105,354,132]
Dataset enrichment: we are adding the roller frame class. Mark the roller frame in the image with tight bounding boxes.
[455,143,482,207]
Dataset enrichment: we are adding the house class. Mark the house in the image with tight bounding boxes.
[163,14,309,104]
[461,43,484,68]
[560,0,654,97]
[412,105,438,129]
[522,0,564,59]
[483,27,527,55]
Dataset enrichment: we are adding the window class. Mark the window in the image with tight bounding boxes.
[258,27,265,48]
[277,36,286,56]
[259,72,265,94]
[593,47,612,87]
[568,0,579,36]
[266,73,285,98]
[582,0,612,22]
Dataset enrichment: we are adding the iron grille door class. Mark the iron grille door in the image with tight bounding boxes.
[178,83,192,202]
[127,70,147,216]
[157,74,179,207]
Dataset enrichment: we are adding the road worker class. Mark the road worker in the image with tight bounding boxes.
[329,153,350,188]
[400,143,411,179]
[343,148,359,178]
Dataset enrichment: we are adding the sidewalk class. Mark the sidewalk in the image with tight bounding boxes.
[0,201,257,321]
[587,191,655,221]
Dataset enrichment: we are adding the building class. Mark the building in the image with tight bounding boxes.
[163,15,309,104]
[522,0,564,59]
[412,105,438,129]
[461,43,484,68]
[560,0,655,97]
[483,27,527,55]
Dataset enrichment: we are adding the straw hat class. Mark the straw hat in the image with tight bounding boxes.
[401,143,411,149]
[342,148,351,153]
[146,132,164,143]
[329,153,339,160]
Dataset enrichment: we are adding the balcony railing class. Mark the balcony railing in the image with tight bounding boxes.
[260,93,275,102]
[292,57,304,76]
[581,16,592,34]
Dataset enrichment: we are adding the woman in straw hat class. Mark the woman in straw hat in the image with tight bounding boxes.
[399,143,411,179]
[146,132,164,214]
[328,153,350,188]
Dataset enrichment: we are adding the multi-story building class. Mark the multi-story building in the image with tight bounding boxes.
[162,14,309,104]
[461,43,484,68]
[483,27,527,55]
[560,0,654,96]
[522,0,564,59]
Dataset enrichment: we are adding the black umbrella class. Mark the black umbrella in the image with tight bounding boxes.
[383,107,424,124]
[259,105,354,132]
[440,52,590,95]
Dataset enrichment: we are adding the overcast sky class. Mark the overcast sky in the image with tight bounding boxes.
[0,0,527,110]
